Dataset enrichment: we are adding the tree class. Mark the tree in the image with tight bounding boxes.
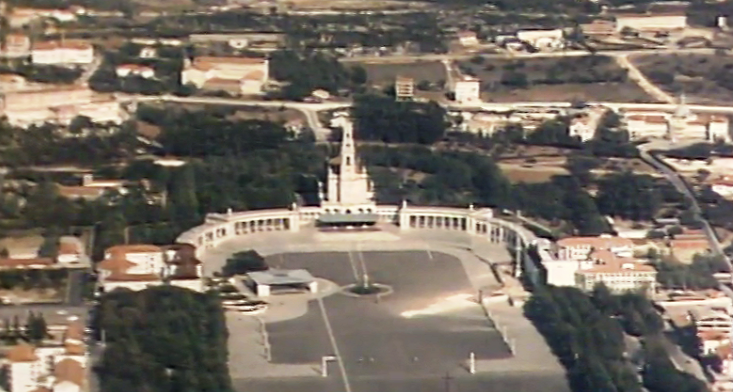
[222,250,268,277]
[25,312,47,344]
[168,165,200,224]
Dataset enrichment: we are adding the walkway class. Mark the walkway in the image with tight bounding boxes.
[615,54,676,104]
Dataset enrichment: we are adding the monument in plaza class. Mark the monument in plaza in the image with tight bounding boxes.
[318,115,378,227]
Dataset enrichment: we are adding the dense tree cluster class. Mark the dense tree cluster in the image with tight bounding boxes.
[525,285,707,392]
[653,253,727,290]
[222,250,268,277]
[352,94,448,144]
[513,176,608,235]
[0,121,138,167]
[94,286,232,392]
[269,50,367,100]
[362,145,513,207]
[0,269,68,292]
[596,172,662,221]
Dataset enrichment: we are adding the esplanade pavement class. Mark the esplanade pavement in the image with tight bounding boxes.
[176,204,570,392]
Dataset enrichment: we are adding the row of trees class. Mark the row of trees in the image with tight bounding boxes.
[0,313,49,345]
[94,286,232,392]
[653,253,728,290]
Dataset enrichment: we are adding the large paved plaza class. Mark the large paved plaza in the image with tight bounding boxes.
[230,250,568,392]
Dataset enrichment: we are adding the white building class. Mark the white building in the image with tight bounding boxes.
[457,31,479,47]
[516,29,565,50]
[556,235,635,261]
[115,64,155,79]
[623,103,730,142]
[31,40,93,65]
[569,115,596,141]
[544,236,656,291]
[4,321,87,392]
[181,56,269,94]
[615,12,687,32]
[324,115,375,210]
[452,76,481,104]
[97,244,204,293]
[574,250,657,295]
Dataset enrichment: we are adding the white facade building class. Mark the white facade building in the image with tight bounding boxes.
[181,56,269,94]
[31,40,93,65]
[97,244,203,293]
[452,76,481,104]
[516,29,565,49]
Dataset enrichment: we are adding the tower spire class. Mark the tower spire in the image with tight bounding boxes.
[339,116,356,171]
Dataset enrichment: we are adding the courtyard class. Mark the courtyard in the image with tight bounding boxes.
[231,250,568,392]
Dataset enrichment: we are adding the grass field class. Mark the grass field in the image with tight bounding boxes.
[632,53,733,104]
[355,61,447,88]
[483,82,654,103]
[458,56,654,103]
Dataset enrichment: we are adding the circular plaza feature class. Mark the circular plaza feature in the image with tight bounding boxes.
[342,282,393,297]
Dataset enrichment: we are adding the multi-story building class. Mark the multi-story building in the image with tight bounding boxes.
[623,104,730,142]
[31,40,93,65]
[4,321,87,392]
[0,86,125,127]
[180,56,269,94]
[516,29,564,50]
[574,250,657,295]
[452,76,481,104]
[395,76,414,100]
[556,235,634,261]
[97,244,203,293]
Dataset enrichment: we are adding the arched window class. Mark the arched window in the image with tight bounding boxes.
[346,209,352,214]
[346,157,351,165]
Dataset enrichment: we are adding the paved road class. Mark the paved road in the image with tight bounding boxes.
[65,269,86,306]
[339,47,715,64]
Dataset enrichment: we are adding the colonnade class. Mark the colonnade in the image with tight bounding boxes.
[178,204,539,281]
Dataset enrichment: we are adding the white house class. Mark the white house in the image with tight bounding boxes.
[452,76,481,104]
[181,56,269,94]
[457,31,479,47]
[516,29,565,49]
[115,64,155,79]
[569,115,596,141]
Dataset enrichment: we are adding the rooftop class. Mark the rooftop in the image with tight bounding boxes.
[248,269,315,286]
[54,358,84,386]
[557,235,634,249]
[106,244,162,255]
[7,342,38,362]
